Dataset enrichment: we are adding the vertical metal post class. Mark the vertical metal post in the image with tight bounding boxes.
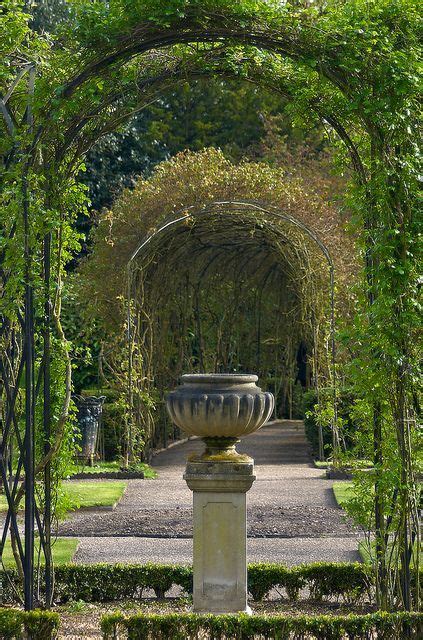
[23,172,35,611]
[43,231,53,606]
[329,265,339,453]
[126,266,134,467]
[23,63,36,612]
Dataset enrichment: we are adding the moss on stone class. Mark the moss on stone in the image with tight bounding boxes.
[188,451,252,463]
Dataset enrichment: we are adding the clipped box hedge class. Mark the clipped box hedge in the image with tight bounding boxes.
[1,562,374,605]
[101,611,423,640]
[0,608,59,640]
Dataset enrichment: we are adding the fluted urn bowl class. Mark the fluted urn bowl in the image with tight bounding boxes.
[166,374,274,460]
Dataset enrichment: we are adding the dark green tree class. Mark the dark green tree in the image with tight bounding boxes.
[81,79,287,211]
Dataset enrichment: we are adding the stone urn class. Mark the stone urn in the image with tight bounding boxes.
[166,373,274,462]
[166,373,274,615]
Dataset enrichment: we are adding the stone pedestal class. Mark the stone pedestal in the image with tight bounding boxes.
[167,373,273,614]
[184,459,255,614]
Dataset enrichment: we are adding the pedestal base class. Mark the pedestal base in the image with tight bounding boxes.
[184,460,255,614]
[194,605,253,616]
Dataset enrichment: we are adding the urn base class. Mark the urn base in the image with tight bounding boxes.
[188,436,252,463]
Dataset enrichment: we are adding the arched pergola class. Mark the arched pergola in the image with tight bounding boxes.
[125,199,336,460]
[0,0,419,611]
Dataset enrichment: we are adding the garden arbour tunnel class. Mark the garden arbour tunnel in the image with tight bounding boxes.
[1,0,419,612]
[124,198,337,461]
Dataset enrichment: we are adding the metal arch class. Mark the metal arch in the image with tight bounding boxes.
[129,200,334,270]
[126,199,337,460]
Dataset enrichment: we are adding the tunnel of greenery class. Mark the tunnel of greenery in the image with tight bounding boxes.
[0,0,420,613]
[76,149,355,460]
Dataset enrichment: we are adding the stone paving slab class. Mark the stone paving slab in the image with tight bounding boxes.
[74,536,361,566]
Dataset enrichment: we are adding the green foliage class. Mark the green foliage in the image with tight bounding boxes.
[82,78,287,211]
[1,0,421,608]
[101,399,127,461]
[0,609,59,640]
[101,611,423,640]
[1,563,192,604]
[1,562,374,605]
[303,390,332,458]
[248,564,305,602]
[300,563,372,603]
[303,388,358,458]
[74,460,157,478]
[29,0,71,33]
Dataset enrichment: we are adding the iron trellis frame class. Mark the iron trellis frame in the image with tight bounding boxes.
[0,64,53,610]
[0,16,364,608]
[0,50,341,614]
[1,3,417,613]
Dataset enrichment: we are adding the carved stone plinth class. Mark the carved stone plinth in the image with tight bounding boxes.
[166,373,274,614]
[184,460,255,614]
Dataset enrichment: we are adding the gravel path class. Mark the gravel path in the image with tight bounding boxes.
[74,535,360,565]
[60,421,362,564]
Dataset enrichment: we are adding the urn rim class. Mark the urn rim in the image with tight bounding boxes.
[180,373,258,385]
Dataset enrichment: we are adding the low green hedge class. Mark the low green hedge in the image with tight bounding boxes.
[0,608,59,639]
[1,562,372,605]
[101,611,423,640]
[0,563,193,604]
[54,563,193,602]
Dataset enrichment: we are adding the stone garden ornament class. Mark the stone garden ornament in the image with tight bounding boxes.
[167,373,274,613]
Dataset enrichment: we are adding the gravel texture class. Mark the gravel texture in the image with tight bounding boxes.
[74,535,360,565]
[64,504,356,538]
[59,421,362,565]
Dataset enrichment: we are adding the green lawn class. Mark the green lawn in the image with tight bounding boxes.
[0,480,127,513]
[1,537,78,569]
[314,460,330,469]
[74,460,157,479]
[332,481,354,508]
[64,480,127,511]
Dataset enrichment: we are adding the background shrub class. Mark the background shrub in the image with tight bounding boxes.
[303,388,357,458]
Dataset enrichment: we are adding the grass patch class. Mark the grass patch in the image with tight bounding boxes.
[64,480,127,511]
[359,540,373,564]
[332,481,354,508]
[359,540,421,566]
[313,460,330,468]
[74,461,157,479]
[1,538,78,569]
[0,480,127,514]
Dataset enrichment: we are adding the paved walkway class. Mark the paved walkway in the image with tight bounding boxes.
[65,421,361,565]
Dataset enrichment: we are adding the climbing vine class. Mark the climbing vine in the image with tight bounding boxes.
[0,0,420,610]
